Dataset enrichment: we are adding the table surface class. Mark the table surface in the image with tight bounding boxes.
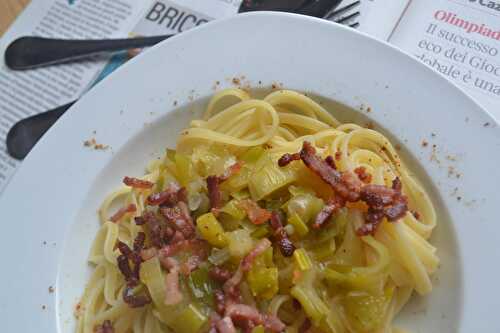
[0,0,30,36]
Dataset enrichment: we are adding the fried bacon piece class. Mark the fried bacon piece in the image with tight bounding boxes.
[162,257,183,305]
[117,254,135,283]
[137,212,169,248]
[122,285,152,308]
[299,142,362,202]
[325,155,337,169]
[269,212,295,257]
[180,242,210,275]
[123,176,154,189]
[116,237,144,284]
[210,266,233,283]
[263,315,287,333]
[357,178,408,236]
[278,153,300,167]
[239,200,272,225]
[110,204,136,223]
[214,289,226,315]
[225,304,286,333]
[312,196,345,229]
[158,238,204,258]
[117,241,133,257]
[354,166,372,183]
[133,232,146,252]
[216,317,237,333]
[146,183,186,206]
[207,161,244,211]
[160,201,195,239]
[116,233,151,308]
[94,320,114,333]
[207,175,223,211]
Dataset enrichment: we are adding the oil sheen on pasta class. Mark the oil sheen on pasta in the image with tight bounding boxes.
[77,89,439,333]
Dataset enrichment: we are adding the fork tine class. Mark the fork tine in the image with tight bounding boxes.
[297,0,343,18]
[325,0,361,19]
[335,11,360,24]
[349,22,360,28]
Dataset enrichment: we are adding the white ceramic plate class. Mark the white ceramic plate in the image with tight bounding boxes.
[1,12,499,333]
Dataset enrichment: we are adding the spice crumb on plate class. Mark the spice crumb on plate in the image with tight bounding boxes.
[84,138,109,150]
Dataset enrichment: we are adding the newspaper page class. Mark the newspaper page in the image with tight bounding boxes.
[0,0,149,193]
[390,0,500,119]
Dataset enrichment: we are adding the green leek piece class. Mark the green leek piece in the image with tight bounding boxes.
[288,213,309,237]
[251,325,266,333]
[196,213,228,248]
[231,188,251,200]
[247,267,279,299]
[290,285,329,324]
[221,199,246,220]
[343,289,393,332]
[288,185,316,196]
[227,229,254,258]
[258,247,274,268]
[208,247,231,266]
[190,145,222,176]
[293,248,313,271]
[223,166,250,193]
[249,154,297,200]
[310,239,336,261]
[241,146,265,164]
[187,266,217,307]
[291,270,331,326]
[323,267,383,294]
[169,304,208,333]
[251,225,270,239]
[175,153,194,186]
[247,248,277,299]
[286,193,324,224]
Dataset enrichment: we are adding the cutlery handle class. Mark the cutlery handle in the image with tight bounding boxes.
[6,100,76,160]
[5,35,172,70]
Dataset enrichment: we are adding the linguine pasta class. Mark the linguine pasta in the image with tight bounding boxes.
[77,89,439,333]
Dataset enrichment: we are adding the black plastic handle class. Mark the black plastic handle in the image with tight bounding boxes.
[4,35,172,70]
[6,100,76,160]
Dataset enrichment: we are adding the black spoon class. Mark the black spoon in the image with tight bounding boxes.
[6,101,75,160]
[6,0,350,160]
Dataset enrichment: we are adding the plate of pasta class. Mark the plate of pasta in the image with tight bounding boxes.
[0,11,499,333]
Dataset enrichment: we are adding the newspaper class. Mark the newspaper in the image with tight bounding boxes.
[390,0,500,116]
[0,0,460,194]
